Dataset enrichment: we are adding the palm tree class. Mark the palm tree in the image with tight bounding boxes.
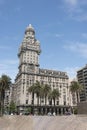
[70,81,83,103]
[43,84,51,106]
[28,84,36,105]
[48,91,53,105]
[35,81,42,106]
[0,74,11,116]
[50,89,60,106]
[39,86,44,106]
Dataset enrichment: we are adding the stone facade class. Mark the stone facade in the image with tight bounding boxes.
[15,24,71,114]
[4,84,16,110]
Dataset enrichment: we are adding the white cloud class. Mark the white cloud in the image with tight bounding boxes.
[14,7,22,12]
[2,59,18,64]
[55,34,64,38]
[53,66,79,80]
[0,45,11,50]
[63,0,87,21]
[64,0,87,8]
[82,33,87,38]
[0,70,17,82]
[44,32,64,38]
[71,13,87,21]
[63,42,87,58]
[64,66,79,79]
[4,36,19,41]
[65,0,77,6]
[80,0,87,5]
[0,59,18,82]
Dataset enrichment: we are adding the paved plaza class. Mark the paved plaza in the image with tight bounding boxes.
[0,115,87,130]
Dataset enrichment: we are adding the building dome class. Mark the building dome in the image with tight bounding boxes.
[25,24,35,34]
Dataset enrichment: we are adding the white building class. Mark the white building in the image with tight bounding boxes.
[4,84,16,111]
[15,24,71,114]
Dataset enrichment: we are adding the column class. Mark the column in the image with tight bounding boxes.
[57,108,59,115]
[61,108,63,115]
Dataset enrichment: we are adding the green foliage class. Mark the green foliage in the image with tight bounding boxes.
[25,107,31,113]
[51,89,60,99]
[43,84,51,105]
[28,81,44,105]
[0,74,11,116]
[28,81,60,107]
[35,81,42,97]
[9,101,16,113]
[48,89,60,106]
[70,81,83,93]
[70,81,83,103]
[28,84,36,105]
[43,84,51,97]
[73,107,78,114]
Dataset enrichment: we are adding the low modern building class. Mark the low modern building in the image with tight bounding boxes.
[15,24,71,115]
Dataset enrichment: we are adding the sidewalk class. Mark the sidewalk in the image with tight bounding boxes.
[0,115,87,130]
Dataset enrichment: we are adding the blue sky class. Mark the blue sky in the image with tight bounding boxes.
[0,0,87,82]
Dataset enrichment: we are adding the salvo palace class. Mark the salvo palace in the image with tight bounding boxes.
[15,24,71,115]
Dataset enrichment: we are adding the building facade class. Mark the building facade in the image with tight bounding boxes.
[77,65,87,102]
[4,83,16,113]
[15,24,71,114]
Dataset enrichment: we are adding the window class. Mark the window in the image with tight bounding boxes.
[26,100,28,104]
[63,89,66,93]
[41,99,44,103]
[27,81,29,85]
[64,101,66,105]
[49,100,52,105]
[56,101,59,105]
[63,95,66,100]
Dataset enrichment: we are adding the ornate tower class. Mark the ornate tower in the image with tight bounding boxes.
[18,24,41,74]
[15,24,41,106]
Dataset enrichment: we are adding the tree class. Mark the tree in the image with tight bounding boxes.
[26,107,31,114]
[28,84,36,105]
[49,89,60,106]
[35,81,42,106]
[70,81,83,103]
[43,84,51,105]
[48,91,53,105]
[0,74,11,116]
[9,101,16,114]
[39,85,44,106]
